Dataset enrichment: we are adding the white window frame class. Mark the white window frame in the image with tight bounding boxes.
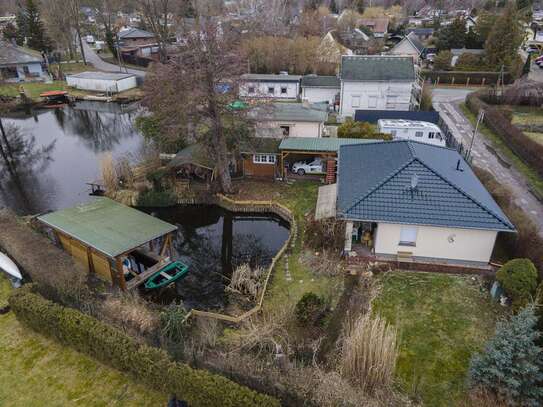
[399,226,418,247]
[248,86,255,94]
[351,95,361,108]
[428,132,435,139]
[268,86,275,95]
[386,95,397,109]
[280,86,288,94]
[368,95,378,108]
[253,154,276,165]
[415,131,423,138]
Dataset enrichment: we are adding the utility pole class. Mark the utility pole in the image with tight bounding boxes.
[466,110,484,162]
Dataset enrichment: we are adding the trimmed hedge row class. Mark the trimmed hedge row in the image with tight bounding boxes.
[466,92,543,179]
[9,287,279,407]
[422,70,514,85]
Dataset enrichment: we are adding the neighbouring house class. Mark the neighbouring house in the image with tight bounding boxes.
[66,72,137,93]
[450,48,485,67]
[239,73,302,100]
[239,138,282,178]
[318,31,354,67]
[0,40,45,82]
[301,75,340,105]
[339,55,418,117]
[406,27,434,40]
[357,18,389,38]
[337,140,515,266]
[37,197,178,290]
[251,102,329,138]
[389,32,426,62]
[118,27,160,62]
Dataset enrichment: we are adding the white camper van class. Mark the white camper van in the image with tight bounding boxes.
[377,119,446,147]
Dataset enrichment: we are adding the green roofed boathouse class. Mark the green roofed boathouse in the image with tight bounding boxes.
[38,197,178,290]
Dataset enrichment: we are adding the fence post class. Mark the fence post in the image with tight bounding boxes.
[451,76,455,86]
[436,76,440,86]
[466,77,470,87]
[482,77,486,86]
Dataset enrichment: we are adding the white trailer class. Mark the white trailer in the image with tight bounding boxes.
[377,119,446,147]
[66,71,137,94]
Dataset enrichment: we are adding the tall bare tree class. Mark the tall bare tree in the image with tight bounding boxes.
[136,0,175,62]
[66,0,87,64]
[143,20,253,193]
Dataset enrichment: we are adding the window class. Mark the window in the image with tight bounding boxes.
[390,130,397,138]
[268,87,275,95]
[248,86,255,94]
[415,131,423,138]
[280,125,290,136]
[436,132,443,140]
[23,65,30,75]
[428,132,435,139]
[280,86,287,94]
[351,96,361,108]
[386,96,397,109]
[253,154,276,164]
[368,96,378,108]
[399,226,418,246]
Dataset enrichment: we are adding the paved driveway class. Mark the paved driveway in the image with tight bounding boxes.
[81,41,146,78]
[432,87,543,236]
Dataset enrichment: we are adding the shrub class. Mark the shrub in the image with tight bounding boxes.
[295,292,326,327]
[337,119,392,140]
[496,259,538,309]
[340,314,398,394]
[137,189,177,207]
[433,50,452,71]
[9,287,279,407]
[469,306,543,406]
[305,218,344,254]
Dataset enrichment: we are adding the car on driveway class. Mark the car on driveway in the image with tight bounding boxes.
[291,158,324,176]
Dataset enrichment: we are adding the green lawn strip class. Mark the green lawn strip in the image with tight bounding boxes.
[509,105,543,126]
[264,181,343,310]
[0,276,167,406]
[0,81,68,99]
[460,103,543,197]
[372,271,502,407]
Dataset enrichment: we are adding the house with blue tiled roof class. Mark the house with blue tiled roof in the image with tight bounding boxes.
[337,140,515,267]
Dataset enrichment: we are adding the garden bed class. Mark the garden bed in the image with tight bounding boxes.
[372,271,503,407]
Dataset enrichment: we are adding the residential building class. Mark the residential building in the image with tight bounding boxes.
[318,31,354,67]
[389,32,426,62]
[337,140,515,266]
[339,55,417,117]
[405,27,434,40]
[357,18,389,38]
[239,74,302,100]
[301,75,340,105]
[118,28,159,61]
[66,72,137,93]
[0,40,45,82]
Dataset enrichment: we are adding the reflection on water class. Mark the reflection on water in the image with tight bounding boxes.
[0,101,143,214]
[144,205,290,311]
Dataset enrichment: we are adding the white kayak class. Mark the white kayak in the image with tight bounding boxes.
[0,252,22,280]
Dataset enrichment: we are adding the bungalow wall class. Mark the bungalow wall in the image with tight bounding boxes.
[257,121,324,138]
[340,80,415,117]
[66,76,137,93]
[302,87,339,104]
[373,222,498,264]
[242,156,277,178]
[239,81,300,99]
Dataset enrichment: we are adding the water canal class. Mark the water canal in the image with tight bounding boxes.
[0,102,290,310]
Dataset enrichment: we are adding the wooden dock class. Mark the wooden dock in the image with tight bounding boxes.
[126,260,170,290]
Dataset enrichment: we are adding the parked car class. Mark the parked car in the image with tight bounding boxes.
[535,55,543,65]
[527,45,540,54]
[291,158,324,176]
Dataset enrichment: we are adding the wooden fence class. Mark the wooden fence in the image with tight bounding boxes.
[183,194,296,324]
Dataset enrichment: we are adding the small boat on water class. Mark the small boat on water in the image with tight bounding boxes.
[0,252,23,288]
[144,261,189,290]
[40,90,70,108]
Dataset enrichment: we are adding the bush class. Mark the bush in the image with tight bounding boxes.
[337,119,391,140]
[496,259,538,309]
[305,218,345,254]
[295,292,326,327]
[469,306,543,406]
[9,287,279,407]
[455,53,490,71]
[433,50,452,71]
[137,189,177,207]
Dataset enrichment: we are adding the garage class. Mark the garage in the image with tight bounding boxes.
[66,71,138,93]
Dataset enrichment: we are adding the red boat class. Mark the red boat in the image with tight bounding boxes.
[39,90,70,108]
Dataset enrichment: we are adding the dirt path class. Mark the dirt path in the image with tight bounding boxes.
[432,90,543,237]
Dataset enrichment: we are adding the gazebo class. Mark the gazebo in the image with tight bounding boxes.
[38,197,178,290]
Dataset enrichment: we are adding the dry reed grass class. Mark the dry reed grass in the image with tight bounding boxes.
[340,313,399,394]
[100,153,118,193]
[227,264,265,302]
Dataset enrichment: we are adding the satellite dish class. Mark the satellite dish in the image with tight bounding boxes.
[410,174,419,190]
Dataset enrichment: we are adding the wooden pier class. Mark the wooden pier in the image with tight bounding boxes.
[126,259,171,290]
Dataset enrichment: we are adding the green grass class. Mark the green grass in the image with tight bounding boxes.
[0,276,168,406]
[373,272,503,407]
[460,103,543,197]
[509,105,543,126]
[0,81,69,99]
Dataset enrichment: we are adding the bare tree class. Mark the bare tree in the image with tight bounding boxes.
[143,20,254,193]
[41,0,77,58]
[136,0,175,62]
[66,0,87,64]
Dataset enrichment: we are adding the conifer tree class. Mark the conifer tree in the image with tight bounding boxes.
[329,0,338,14]
[17,0,51,52]
[469,306,543,406]
[485,3,523,72]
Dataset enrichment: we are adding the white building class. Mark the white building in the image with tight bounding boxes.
[0,40,45,82]
[339,55,417,118]
[251,102,329,138]
[239,73,302,100]
[377,119,445,147]
[337,141,515,267]
[301,75,340,105]
[66,72,138,93]
[389,32,426,62]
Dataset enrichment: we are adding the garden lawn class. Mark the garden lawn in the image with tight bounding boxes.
[372,271,502,407]
[0,81,69,99]
[0,276,167,407]
[509,105,543,127]
[229,180,344,310]
[460,103,543,198]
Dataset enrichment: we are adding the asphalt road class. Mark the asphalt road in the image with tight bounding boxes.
[81,40,146,78]
[432,87,543,236]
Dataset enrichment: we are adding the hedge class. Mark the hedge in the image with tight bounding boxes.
[9,287,279,407]
[421,70,514,86]
[466,92,543,179]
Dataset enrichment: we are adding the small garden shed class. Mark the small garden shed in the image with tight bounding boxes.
[37,197,177,290]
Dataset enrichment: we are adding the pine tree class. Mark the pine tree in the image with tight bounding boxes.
[436,17,467,50]
[15,10,26,46]
[20,0,51,52]
[469,306,543,406]
[485,3,523,72]
[329,0,338,14]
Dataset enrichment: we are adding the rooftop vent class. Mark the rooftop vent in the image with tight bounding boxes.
[456,159,464,172]
[410,174,419,190]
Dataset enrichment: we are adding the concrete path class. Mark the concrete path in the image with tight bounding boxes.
[81,41,146,78]
[315,184,337,220]
[432,88,543,236]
